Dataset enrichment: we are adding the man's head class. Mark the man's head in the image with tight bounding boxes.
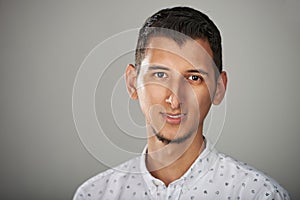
[126,6,227,147]
[135,6,222,75]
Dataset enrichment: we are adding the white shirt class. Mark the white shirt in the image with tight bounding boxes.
[74,140,290,199]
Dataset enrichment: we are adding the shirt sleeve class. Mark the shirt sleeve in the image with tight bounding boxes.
[73,186,86,200]
[254,185,291,200]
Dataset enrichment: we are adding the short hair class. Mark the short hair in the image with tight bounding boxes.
[135,6,222,74]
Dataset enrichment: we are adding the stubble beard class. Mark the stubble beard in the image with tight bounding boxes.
[150,125,195,145]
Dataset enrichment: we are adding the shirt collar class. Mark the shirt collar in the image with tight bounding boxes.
[140,139,219,189]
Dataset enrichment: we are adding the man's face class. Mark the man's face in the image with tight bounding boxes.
[135,36,218,144]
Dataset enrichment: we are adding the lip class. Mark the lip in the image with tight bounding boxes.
[160,112,187,125]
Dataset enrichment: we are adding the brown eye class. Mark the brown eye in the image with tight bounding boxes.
[188,75,201,81]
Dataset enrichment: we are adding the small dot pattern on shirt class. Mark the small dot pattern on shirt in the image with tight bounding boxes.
[73,141,290,200]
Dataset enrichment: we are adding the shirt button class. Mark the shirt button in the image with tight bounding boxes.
[152,179,161,186]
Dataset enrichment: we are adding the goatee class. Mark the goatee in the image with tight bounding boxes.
[150,126,194,145]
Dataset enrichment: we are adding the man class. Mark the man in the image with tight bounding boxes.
[74,6,289,199]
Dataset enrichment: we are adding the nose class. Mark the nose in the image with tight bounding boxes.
[165,93,181,109]
[165,79,186,109]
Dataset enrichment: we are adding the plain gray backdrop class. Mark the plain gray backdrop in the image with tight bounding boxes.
[1,0,299,199]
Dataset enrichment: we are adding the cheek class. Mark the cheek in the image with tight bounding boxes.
[205,79,217,99]
[137,85,167,113]
[200,100,212,124]
[194,88,212,114]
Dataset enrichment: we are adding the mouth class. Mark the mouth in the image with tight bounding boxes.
[160,112,187,125]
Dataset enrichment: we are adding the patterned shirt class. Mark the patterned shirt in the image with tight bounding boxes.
[73,140,290,199]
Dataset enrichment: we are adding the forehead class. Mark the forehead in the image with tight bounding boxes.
[142,36,214,71]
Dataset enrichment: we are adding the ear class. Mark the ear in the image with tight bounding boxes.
[212,71,227,105]
[125,64,138,100]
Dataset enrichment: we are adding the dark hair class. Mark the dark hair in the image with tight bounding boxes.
[135,6,222,74]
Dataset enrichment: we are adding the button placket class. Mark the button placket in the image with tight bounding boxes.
[166,184,175,200]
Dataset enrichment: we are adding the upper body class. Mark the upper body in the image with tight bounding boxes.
[74,6,290,200]
[73,140,290,200]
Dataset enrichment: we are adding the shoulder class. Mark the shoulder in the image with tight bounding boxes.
[73,156,141,200]
[215,152,290,199]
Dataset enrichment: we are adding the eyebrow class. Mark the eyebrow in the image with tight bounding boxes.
[186,69,209,76]
[148,65,170,71]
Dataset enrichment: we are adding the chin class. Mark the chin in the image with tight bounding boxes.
[152,126,195,145]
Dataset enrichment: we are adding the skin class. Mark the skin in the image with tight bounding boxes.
[126,36,227,186]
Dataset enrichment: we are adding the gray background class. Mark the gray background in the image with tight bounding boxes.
[1,0,299,199]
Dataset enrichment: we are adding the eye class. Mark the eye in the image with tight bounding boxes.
[154,72,167,78]
[187,75,203,83]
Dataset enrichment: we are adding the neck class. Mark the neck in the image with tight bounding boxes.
[146,131,205,186]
